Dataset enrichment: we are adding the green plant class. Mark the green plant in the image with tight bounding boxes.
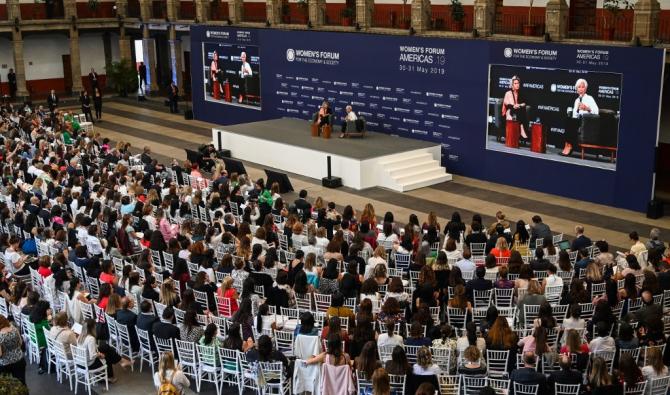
[0,375,29,395]
[340,7,354,18]
[105,58,139,97]
[450,0,464,22]
[603,0,633,29]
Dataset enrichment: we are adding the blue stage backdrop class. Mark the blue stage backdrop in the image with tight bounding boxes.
[190,26,666,212]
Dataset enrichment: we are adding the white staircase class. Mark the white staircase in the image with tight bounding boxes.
[377,149,452,192]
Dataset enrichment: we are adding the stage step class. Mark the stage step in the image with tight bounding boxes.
[377,149,452,192]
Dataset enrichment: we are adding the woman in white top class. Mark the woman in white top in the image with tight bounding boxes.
[412,346,441,376]
[542,264,563,291]
[442,238,463,261]
[560,304,585,345]
[68,277,95,324]
[78,318,132,383]
[365,246,387,280]
[376,223,399,248]
[49,312,78,357]
[377,320,404,349]
[641,347,668,381]
[153,351,190,395]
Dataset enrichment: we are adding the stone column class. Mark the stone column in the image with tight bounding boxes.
[119,27,133,61]
[308,0,325,26]
[11,30,28,100]
[411,0,431,33]
[355,0,373,29]
[228,0,242,23]
[168,26,183,90]
[166,0,178,20]
[139,0,152,20]
[143,26,159,92]
[544,0,568,40]
[7,0,21,20]
[116,0,128,18]
[69,28,84,94]
[474,0,496,36]
[633,0,660,46]
[63,0,76,19]
[266,0,280,24]
[195,0,210,22]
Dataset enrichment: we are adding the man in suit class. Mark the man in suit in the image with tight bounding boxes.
[138,62,147,95]
[530,247,551,271]
[88,68,99,91]
[47,89,58,113]
[548,354,581,392]
[573,248,592,277]
[570,225,592,252]
[529,215,552,248]
[464,221,488,249]
[116,298,139,351]
[7,69,16,99]
[511,352,547,394]
[136,300,158,348]
[294,189,312,223]
[152,306,180,341]
[465,266,492,302]
[168,82,179,113]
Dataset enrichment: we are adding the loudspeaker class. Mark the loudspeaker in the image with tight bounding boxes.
[222,157,247,176]
[217,149,231,158]
[647,200,664,219]
[322,176,342,188]
[264,169,294,193]
[184,109,193,120]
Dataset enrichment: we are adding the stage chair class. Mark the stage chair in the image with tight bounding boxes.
[344,116,367,138]
[577,109,618,162]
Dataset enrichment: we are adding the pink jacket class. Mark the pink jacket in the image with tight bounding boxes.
[159,218,178,242]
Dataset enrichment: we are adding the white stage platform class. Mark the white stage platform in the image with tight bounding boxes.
[212,118,452,192]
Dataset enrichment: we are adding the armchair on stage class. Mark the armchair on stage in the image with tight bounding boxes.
[489,98,545,153]
[343,117,367,138]
[574,109,619,163]
[311,112,332,139]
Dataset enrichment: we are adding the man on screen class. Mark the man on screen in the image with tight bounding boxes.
[559,78,599,156]
[339,105,357,138]
[238,51,253,104]
[502,76,529,139]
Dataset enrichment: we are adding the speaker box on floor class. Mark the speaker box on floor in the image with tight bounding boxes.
[184,109,193,120]
[322,176,342,188]
[647,200,664,219]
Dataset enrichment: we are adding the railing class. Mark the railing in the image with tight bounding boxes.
[179,1,195,19]
[659,16,670,43]
[152,0,167,19]
[430,9,473,32]
[242,2,265,22]
[494,13,545,36]
[77,2,117,18]
[20,0,65,20]
[567,13,633,41]
[372,8,410,29]
[127,0,141,18]
[209,2,229,21]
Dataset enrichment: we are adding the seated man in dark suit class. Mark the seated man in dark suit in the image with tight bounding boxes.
[529,215,552,248]
[511,352,547,394]
[570,225,592,252]
[152,306,180,342]
[530,247,551,272]
[464,221,488,249]
[548,354,581,394]
[573,248,592,277]
[136,300,159,348]
[465,266,493,302]
[116,298,139,351]
[294,189,312,223]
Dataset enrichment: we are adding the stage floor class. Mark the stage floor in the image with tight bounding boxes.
[221,117,437,160]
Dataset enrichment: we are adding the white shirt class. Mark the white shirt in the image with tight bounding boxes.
[589,336,616,354]
[378,333,404,349]
[4,249,22,274]
[455,258,476,273]
[345,110,357,122]
[572,94,599,118]
[153,369,191,395]
[85,236,104,256]
[240,62,252,78]
[544,274,563,288]
[413,363,441,376]
[81,335,98,366]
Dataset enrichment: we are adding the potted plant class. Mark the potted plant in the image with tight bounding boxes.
[523,0,535,35]
[106,58,139,97]
[450,0,464,31]
[602,0,633,40]
[340,7,354,26]
[281,1,290,23]
[0,375,29,395]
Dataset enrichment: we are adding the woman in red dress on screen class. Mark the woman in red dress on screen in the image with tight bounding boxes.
[211,50,220,100]
[502,76,528,139]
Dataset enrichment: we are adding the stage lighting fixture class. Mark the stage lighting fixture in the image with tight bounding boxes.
[266,20,271,27]
[409,27,415,35]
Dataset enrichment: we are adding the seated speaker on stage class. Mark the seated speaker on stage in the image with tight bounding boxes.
[502,75,529,142]
[339,105,358,138]
[559,78,599,157]
[311,100,332,135]
[238,51,253,104]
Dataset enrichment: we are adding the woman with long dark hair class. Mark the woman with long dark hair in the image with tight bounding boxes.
[232,298,255,341]
[77,318,132,382]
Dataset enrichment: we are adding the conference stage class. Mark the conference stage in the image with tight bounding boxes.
[212,118,452,192]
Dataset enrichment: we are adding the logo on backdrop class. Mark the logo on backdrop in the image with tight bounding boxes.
[504,48,513,58]
[503,47,558,61]
[286,49,296,62]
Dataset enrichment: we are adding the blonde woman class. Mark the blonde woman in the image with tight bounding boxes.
[160,280,180,308]
[490,237,511,259]
[365,246,387,280]
[422,211,441,233]
[412,346,441,375]
[153,351,190,394]
[361,203,377,229]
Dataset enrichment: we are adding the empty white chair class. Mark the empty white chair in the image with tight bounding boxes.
[623,381,647,395]
[175,339,199,384]
[154,336,175,357]
[219,348,241,391]
[494,288,514,307]
[514,383,540,395]
[487,349,510,378]
[648,376,670,395]
[438,375,461,395]
[488,378,511,395]
[53,339,76,390]
[136,328,158,375]
[196,343,222,395]
[115,321,138,371]
[388,373,406,395]
[274,329,294,357]
[555,383,581,395]
[463,376,487,395]
[314,293,332,312]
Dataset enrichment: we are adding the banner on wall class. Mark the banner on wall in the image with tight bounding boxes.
[190,26,665,212]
